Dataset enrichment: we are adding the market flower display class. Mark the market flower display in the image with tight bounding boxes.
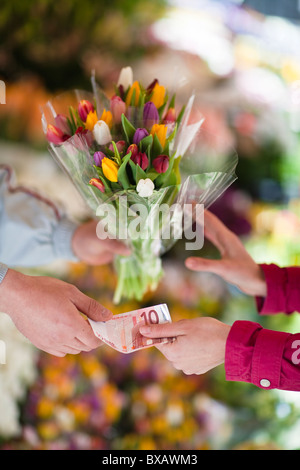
[41,66,238,303]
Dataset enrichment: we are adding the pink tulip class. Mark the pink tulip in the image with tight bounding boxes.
[46,124,70,144]
[163,107,176,123]
[109,140,126,154]
[54,114,71,135]
[110,95,126,123]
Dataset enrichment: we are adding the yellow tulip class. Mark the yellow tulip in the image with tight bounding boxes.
[85,110,98,131]
[102,157,119,182]
[150,123,168,149]
[126,80,141,107]
[100,109,113,129]
[150,82,165,109]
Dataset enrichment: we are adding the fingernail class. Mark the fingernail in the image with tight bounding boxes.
[140,326,150,335]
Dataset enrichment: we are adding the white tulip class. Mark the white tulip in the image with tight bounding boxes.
[117,66,133,90]
[93,120,112,146]
[136,178,155,198]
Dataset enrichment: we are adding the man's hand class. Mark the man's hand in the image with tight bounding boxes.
[72,219,130,265]
[140,317,231,375]
[185,210,267,297]
[0,269,113,357]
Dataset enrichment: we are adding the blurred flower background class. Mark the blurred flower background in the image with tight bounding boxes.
[1,0,300,450]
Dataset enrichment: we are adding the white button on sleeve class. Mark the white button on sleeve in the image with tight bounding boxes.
[260,379,271,388]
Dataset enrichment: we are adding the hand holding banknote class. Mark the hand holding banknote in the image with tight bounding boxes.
[88,304,173,353]
[139,317,231,375]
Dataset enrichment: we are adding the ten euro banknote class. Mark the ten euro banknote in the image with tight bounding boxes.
[88,304,172,353]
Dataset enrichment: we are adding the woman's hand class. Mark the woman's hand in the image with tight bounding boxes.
[185,210,267,297]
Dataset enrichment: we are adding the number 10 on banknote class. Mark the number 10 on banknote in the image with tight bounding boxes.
[88,304,172,353]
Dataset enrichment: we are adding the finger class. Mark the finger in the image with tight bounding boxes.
[75,318,105,349]
[97,237,131,256]
[72,290,113,322]
[202,210,235,254]
[139,321,186,339]
[185,257,226,275]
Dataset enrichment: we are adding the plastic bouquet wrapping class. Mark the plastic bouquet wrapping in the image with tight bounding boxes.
[41,67,238,303]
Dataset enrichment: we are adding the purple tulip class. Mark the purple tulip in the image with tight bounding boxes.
[93,151,106,167]
[143,101,159,128]
[133,128,149,145]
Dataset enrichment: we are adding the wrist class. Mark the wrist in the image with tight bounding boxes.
[0,269,27,317]
[254,265,267,298]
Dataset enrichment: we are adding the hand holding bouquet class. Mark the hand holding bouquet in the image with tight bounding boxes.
[41,67,237,303]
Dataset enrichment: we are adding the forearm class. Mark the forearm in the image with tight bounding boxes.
[256,264,300,315]
[225,320,300,391]
[0,165,79,267]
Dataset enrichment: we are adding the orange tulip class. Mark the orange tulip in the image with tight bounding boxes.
[150,123,168,149]
[126,81,141,107]
[150,83,166,109]
[85,110,98,131]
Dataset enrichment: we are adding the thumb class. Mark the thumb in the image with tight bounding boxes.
[185,256,226,276]
[73,290,113,322]
[140,321,184,339]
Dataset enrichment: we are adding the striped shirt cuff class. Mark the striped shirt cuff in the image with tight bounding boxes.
[0,263,8,285]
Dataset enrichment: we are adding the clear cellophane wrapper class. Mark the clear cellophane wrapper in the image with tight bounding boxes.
[41,87,238,303]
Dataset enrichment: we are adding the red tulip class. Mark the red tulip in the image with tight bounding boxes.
[78,100,94,122]
[131,151,149,170]
[153,155,169,173]
[89,178,105,193]
[127,144,138,158]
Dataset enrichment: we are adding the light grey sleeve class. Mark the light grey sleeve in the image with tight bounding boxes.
[0,165,79,273]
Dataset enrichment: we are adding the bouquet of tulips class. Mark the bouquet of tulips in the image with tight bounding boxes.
[41,67,237,303]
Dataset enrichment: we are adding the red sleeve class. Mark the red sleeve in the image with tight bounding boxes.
[256,264,300,315]
[225,321,300,391]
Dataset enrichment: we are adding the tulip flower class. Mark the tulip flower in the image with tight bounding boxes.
[85,110,98,131]
[136,178,155,198]
[147,79,158,93]
[102,157,119,182]
[89,178,105,193]
[126,81,141,107]
[127,144,138,158]
[93,151,106,166]
[163,107,176,123]
[78,100,94,122]
[133,128,149,145]
[93,120,112,145]
[74,126,93,148]
[109,140,126,154]
[143,102,159,128]
[150,82,166,109]
[54,114,70,135]
[46,124,70,144]
[117,66,133,91]
[150,123,168,149]
[100,109,113,129]
[131,151,149,171]
[110,95,126,124]
[153,155,169,174]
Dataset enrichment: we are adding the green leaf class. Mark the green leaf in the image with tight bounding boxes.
[152,133,163,159]
[121,114,136,142]
[117,152,132,189]
[140,134,153,152]
[135,163,147,184]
